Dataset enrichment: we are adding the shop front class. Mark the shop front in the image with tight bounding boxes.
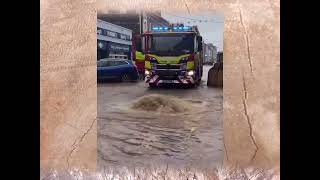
[97,40,131,60]
[97,19,133,61]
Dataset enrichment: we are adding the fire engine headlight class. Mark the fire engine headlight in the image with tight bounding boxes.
[181,63,187,70]
[149,57,157,62]
[180,57,188,62]
[187,70,194,76]
[145,70,151,75]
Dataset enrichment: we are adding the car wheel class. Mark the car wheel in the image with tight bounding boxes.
[121,73,131,82]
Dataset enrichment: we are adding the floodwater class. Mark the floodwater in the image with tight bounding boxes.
[97,65,223,170]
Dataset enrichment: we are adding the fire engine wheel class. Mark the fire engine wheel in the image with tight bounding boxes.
[189,83,197,88]
[195,78,201,86]
[189,79,200,88]
[121,73,131,82]
[138,74,145,80]
[149,83,157,88]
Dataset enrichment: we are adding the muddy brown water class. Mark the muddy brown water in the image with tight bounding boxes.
[97,65,223,170]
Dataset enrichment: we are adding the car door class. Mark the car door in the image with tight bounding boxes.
[98,61,120,79]
[105,61,122,78]
[116,61,131,75]
[105,61,119,78]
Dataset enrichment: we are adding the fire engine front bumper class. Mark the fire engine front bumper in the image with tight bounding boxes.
[145,73,195,85]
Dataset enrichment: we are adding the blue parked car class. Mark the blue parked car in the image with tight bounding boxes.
[97,58,139,82]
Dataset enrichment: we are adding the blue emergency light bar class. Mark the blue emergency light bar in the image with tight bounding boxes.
[151,26,192,32]
[175,26,191,31]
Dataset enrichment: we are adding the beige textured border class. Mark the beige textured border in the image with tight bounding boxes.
[40,0,279,177]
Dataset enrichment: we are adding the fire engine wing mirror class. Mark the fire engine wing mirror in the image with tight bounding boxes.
[197,36,203,51]
[134,34,144,53]
[198,43,203,51]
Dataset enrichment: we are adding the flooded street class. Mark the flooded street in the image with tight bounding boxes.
[97,65,223,170]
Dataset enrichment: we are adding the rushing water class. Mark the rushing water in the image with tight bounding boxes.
[97,65,223,170]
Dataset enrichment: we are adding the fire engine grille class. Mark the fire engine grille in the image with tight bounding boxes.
[156,64,181,70]
[155,70,182,76]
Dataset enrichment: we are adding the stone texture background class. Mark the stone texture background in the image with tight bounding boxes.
[40,0,97,170]
[40,0,279,172]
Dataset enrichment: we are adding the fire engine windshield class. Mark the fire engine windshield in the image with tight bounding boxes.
[148,34,194,56]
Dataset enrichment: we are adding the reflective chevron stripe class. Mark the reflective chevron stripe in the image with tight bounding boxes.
[145,75,159,83]
[145,75,195,85]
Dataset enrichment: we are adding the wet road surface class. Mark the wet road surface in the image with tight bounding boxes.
[97,65,223,170]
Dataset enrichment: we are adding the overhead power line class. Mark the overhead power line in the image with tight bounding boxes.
[162,11,223,23]
[183,0,191,15]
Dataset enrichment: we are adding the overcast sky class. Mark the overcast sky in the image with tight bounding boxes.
[161,11,224,52]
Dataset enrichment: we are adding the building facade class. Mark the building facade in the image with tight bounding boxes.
[203,43,217,65]
[97,19,133,60]
[203,43,208,63]
[207,43,217,63]
[97,10,170,35]
[217,51,223,63]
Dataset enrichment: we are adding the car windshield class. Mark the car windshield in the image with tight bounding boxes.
[97,60,129,67]
[148,33,194,56]
[97,60,109,67]
[114,61,128,65]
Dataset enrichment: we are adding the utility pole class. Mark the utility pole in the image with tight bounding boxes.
[142,11,147,32]
[139,10,142,34]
